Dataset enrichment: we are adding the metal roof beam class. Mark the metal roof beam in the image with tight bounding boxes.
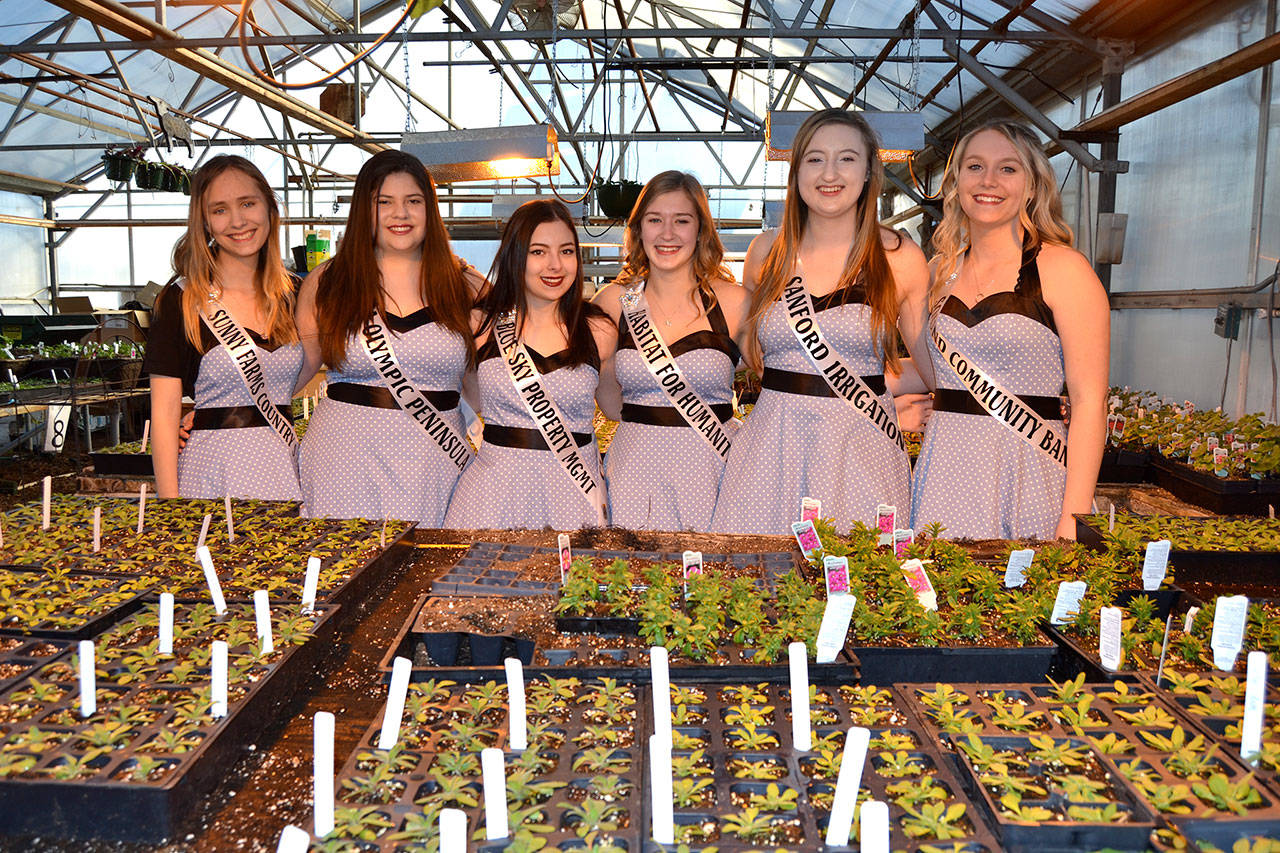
[843,0,932,107]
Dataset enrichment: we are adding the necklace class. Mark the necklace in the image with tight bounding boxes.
[648,291,702,328]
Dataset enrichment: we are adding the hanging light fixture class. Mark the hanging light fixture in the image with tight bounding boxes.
[765,111,924,162]
[401,124,560,183]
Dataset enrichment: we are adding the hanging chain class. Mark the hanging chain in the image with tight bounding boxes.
[403,21,415,132]
[908,0,922,110]
[546,9,560,124]
[760,17,776,226]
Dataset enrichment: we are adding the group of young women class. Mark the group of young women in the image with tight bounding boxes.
[143,108,1109,541]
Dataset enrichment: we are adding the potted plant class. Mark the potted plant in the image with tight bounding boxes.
[596,179,642,219]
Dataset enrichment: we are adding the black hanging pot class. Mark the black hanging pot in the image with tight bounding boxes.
[160,165,180,193]
[596,180,643,219]
[101,152,137,183]
[134,162,161,191]
[178,169,191,195]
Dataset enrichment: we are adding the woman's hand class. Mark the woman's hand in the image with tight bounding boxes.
[1055,513,1078,540]
[894,392,934,433]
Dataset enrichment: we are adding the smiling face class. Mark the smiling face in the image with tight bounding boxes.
[204,168,270,260]
[639,190,700,276]
[373,171,428,255]
[956,128,1030,230]
[523,218,578,306]
[795,121,870,220]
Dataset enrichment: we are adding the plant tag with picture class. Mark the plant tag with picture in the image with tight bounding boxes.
[876,504,895,547]
[1211,595,1249,671]
[1050,581,1088,625]
[1099,606,1123,671]
[651,646,672,750]
[1142,540,1171,590]
[816,593,856,664]
[1242,651,1268,765]
[377,656,412,750]
[682,550,703,578]
[899,559,937,611]
[788,641,812,751]
[1184,606,1200,633]
[1111,413,1126,440]
[481,747,508,840]
[557,533,571,585]
[314,711,335,837]
[649,735,675,844]
[504,657,527,751]
[825,726,871,846]
[859,800,890,853]
[78,640,95,718]
[1207,434,1220,451]
[801,496,821,522]
[197,545,227,614]
[1214,446,1229,478]
[301,557,321,613]
[823,555,850,596]
[253,590,274,655]
[791,520,821,560]
[438,809,466,853]
[1004,549,1034,588]
[893,528,913,559]
[211,640,228,718]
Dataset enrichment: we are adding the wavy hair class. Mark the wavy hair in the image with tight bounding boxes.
[744,108,900,374]
[929,119,1075,308]
[613,171,735,308]
[170,155,296,349]
[474,199,604,369]
[314,149,473,367]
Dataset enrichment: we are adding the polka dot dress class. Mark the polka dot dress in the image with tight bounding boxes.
[710,285,910,535]
[179,340,304,501]
[605,294,738,531]
[910,251,1067,540]
[299,308,468,526]
[443,343,603,531]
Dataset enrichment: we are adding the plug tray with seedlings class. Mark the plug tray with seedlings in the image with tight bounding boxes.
[314,676,648,852]
[0,635,69,694]
[0,566,153,640]
[1042,588,1201,682]
[0,599,340,843]
[89,445,154,477]
[1151,455,1274,516]
[1076,512,1280,586]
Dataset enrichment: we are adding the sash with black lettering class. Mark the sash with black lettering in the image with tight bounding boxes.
[781,276,906,452]
[199,303,297,450]
[619,282,732,459]
[931,270,1066,466]
[493,311,606,525]
[359,313,472,470]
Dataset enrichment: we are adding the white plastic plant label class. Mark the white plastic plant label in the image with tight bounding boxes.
[254,590,274,655]
[136,483,147,534]
[78,640,95,718]
[859,799,890,853]
[1109,503,1115,531]
[481,747,508,840]
[791,520,821,559]
[876,504,895,547]
[92,507,101,553]
[1241,651,1268,765]
[1099,606,1123,671]
[377,656,412,750]
[557,533,571,584]
[301,557,321,613]
[651,646,673,750]
[43,405,70,453]
[140,419,151,453]
[1004,549,1034,588]
[816,594,857,664]
[505,657,527,751]
[649,735,674,844]
[275,825,309,853]
[825,726,871,846]
[197,513,212,549]
[197,545,227,615]
[225,494,235,542]
[1049,581,1088,625]
[438,809,467,853]
[158,592,174,654]
[823,555,850,596]
[1211,595,1249,671]
[801,496,821,522]
[788,641,812,752]
[211,640,228,718]
[1184,606,1201,634]
[900,559,937,611]
[41,475,51,530]
[1142,540,1171,591]
[313,711,335,837]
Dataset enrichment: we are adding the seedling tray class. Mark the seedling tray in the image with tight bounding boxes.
[1076,516,1280,585]
[319,676,650,851]
[851,640,1059,685]
[1152,455,1273,516]
[0,635,69,694]
[0,600,340,842]
[89,452,154,478]
[0,566,152,640]
[1042,589,1200,682]
[1098,448,1152,484]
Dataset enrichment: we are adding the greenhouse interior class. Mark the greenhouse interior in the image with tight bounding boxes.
[3,0,1280,849]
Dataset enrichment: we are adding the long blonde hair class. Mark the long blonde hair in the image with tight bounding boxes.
[745,108,899,374]
[171,155,296,349]
[929,120,1075,307]
[614,170,734,309]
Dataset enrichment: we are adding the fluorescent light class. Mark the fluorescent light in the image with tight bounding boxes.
[401,124,560,183]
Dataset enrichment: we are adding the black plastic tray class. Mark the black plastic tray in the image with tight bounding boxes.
[1152,455,1274,516]
[1098,447,1152,484]
[89,452,154,477]
[1077,516,1280,585]
[852,641,1059,685]
[0,567,152,640]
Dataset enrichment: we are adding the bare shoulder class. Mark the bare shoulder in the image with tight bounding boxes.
[462,265,489,300]
[1036,243,1105,305]
[882,228,929,289]
[591,282,625,322]
[711,278,750,310]
[746,229,779,262]
[588,311,619,358]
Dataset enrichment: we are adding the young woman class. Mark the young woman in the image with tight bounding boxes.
[593,171,749,531]
[710,108,932,535]
[443,199,617,530]
[296,150,484,525]
[910,120,1108,540]
[145,155,304,500]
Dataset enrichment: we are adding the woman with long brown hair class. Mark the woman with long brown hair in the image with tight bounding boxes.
[145,155,304,499]
[710,108,932,535]
[296,149,484,525]
[593,171,749,530]
[910,120,1108,540]
[443,199,617,530]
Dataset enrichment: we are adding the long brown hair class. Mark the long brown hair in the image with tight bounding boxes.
[744,108,900,374]
[614,170,735,307]
[474,199,604,369]
[170,155,296,349]
[929,119,1075,308]
[315,150,473,367]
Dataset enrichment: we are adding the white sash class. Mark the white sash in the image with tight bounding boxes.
[359,313,473,471]
[932,270,1066,466]
[619,282,732,459]
[493,311,606,525]
[199,304,297,451]
[781,276,906,452]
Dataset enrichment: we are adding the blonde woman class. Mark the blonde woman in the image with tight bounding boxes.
[711,109,932,535]
[593,171,749,531]
[910,120,1108,540]
[144,155,306,499]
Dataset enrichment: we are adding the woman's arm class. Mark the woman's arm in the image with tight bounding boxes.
[1042,245,1110,539]
[150,376,184,498]
[886,229,936,391]
[293,266,325,396]
[590,312,622,422]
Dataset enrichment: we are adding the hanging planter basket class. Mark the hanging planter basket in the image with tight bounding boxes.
[178,169,191,195]
[134,162,162,191]
[101,151,137,183]
[596,179,642,220]
[160,165,181,193]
